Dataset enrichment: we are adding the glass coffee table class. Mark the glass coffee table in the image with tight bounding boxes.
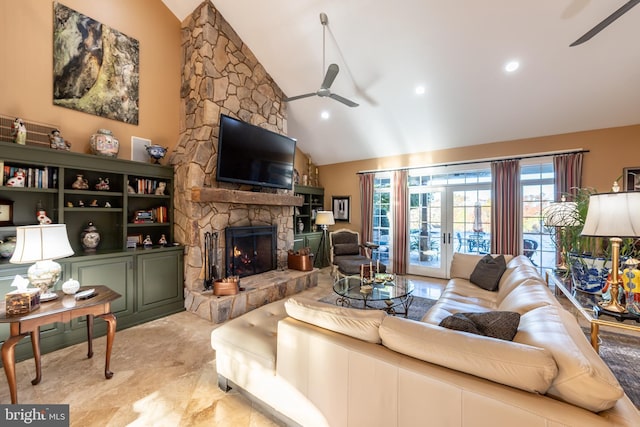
[332,274,414,317]
[547,272,640,353]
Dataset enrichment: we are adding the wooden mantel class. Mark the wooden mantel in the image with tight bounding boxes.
[191,187,304,207]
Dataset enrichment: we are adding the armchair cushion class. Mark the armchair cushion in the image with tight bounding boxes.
[333,243,360,256]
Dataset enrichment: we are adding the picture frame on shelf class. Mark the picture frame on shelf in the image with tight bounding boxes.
[0,198,14,226]
[623,167,640,191]
[332,196,350,222]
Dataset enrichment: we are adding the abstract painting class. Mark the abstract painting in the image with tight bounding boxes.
[53,2,139,124]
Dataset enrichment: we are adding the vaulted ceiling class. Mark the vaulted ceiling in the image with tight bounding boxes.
[162,0,640,165]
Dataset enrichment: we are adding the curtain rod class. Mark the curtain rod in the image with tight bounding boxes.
[356,148,589,175]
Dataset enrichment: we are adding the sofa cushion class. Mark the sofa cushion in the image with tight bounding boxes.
[439,311,520,341]
[284,296,386,343]
[470,254,507,291]
[497,278,558,313]
[450,252,513,280]
[333,243,360,256]
[515,305,624,412]
[379,316,557,394]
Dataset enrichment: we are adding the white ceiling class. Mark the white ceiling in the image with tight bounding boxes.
[162,0,640,165]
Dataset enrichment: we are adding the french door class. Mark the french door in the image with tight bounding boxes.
[408,185,491,278]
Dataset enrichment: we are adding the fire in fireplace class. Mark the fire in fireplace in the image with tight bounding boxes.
[224,225,277,278]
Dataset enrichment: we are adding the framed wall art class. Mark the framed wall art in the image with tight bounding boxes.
[623,167,640,191]
[332,196,350,222]
[53,2,140,124]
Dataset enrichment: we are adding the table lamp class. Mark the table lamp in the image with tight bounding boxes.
[10,224,75,298]
[543,195,580,271]
[581,192,640,313]
[314,211,335,267]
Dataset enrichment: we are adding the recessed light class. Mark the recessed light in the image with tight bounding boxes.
[504,60,520,73]
[320,111,330,120]
[415,85,426,95]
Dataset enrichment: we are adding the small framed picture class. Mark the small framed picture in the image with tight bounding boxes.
[332,196,350,222]
[623,167,640,191]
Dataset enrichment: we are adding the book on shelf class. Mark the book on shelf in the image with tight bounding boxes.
[131,178,167,195]
[2,163,57,189]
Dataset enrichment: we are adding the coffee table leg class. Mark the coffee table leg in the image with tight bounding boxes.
[30,328,42,385]
[99,312,116,379]
[590,323,600,353]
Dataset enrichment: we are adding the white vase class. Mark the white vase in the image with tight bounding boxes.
[90,129,119,157]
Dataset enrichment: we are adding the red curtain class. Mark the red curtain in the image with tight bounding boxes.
[359,173,374,244]
[553,152,583,200]
[491,159,521,255]
[392,170,408,274]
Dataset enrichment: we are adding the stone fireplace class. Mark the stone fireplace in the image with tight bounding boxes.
[170,1,317,323]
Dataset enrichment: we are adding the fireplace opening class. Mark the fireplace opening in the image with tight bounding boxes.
[225,225,277,278]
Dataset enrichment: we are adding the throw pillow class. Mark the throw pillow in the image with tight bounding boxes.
[469,254,507,291]
[439,311,521,341]
[333,243,360,256]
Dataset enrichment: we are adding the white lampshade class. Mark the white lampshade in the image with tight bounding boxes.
[315,211,335,226]
[10,224,74,264]
[581,192,640,238]
[543,201,580,227]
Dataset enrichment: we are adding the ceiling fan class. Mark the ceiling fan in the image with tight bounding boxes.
[284,13,358,107]
[570,0,639,46]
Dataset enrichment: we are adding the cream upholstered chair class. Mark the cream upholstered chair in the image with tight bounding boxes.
[329,228,386,278]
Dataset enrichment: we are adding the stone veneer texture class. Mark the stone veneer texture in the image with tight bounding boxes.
[169,0,295,295]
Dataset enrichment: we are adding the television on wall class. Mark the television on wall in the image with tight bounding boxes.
[216,114,296,190]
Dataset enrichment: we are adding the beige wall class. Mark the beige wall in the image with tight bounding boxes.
[0,0,181,160]
[319,124,640,233]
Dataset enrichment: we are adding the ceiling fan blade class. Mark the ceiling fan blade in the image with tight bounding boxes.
[329,93,359,107]
[570,0,640,46]
[284,92,316,102]
[321,64,339,89]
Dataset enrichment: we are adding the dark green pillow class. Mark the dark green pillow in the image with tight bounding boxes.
[439,311,521,341]
[469,254,507,291]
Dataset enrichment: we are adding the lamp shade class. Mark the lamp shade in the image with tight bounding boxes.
[581,192,640,238]
[542,201,580,227]
[315,211,335,226]
[10,224,74,264]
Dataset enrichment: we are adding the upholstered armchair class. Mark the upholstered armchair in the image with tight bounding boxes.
[329,228,386,278]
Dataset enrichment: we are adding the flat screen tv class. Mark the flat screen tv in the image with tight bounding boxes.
[216,114,296,190]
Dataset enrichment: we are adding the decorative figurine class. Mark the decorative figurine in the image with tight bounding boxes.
[49,128,70,150]
[67,201,73,207]
[143,235,153,248]
[95,177,110,191]
[81,221,100,251]
[11,118,27,145]
[158,234,168,246]
[6,169,26,187]
[72,174,89,190]
[104,201,111,208]
[127,180,136,194]
[36,201,52,224]
[145,144,168,164]
[89,199,99,207]
[154,182,166,195]
[78,200,84,207]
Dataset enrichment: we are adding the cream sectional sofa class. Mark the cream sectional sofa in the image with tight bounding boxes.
[210,254,640,426]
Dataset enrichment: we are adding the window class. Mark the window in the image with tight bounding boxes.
[372,172,391,263]
[521,161,555,271]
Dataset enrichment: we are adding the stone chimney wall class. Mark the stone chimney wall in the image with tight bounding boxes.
[170,1,293,292]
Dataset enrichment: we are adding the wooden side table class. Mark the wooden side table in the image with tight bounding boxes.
[0,285,120,404]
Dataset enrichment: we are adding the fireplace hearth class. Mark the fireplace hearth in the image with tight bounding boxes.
[225,225,277,278]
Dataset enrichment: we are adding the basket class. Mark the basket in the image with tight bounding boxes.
[288,253,313,271]
[213,280,239,296]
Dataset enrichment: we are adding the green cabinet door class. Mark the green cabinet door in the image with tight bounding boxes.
[69,255,135,321]
[136,249,184,316]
